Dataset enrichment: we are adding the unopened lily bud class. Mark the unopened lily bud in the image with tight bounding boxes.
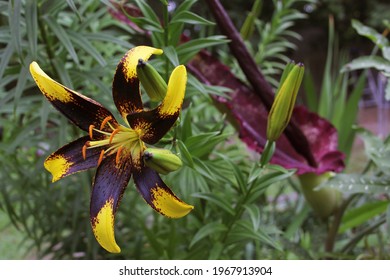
[298,172,342,219]
[143,148,182,175]
[266,62,304,142]
[137,59,167,102]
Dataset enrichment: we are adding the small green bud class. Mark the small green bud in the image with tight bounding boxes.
[298,172,342,219]
[137,59,167,102]
[266,62,304,142]
[143,148,182,175]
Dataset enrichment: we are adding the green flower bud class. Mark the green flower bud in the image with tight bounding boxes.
[143,148,182,175]
[298,172,342,219]
[137,59,167,102]
[266,62,304,142]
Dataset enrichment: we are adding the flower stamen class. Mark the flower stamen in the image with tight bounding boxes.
[97,150,105,166]
[116,146,123,165]
[82,143,88,160]
[109,128,121,144]
[89,125,95,139]
[100,116,113,130]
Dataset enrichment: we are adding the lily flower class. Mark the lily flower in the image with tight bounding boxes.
[29,46,193,253]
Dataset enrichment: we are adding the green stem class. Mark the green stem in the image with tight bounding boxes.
[221,166,265,243]
[205,0,317,168]
[324,194,359,256]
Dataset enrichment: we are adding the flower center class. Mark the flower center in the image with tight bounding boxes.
[82,116,145,166]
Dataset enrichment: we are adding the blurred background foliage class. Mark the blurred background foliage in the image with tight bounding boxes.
[0,0,390,259]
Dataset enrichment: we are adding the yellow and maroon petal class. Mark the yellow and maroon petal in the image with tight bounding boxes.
[90,154,132,253]
[112,46,163,119]
[30,62,118,132]
[44,136,101,182]
[132,165,193,218]
[126,65,187,144]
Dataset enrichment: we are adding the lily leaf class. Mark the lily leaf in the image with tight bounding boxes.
[189,222,227,248]
[339,200,390,233]
[341,56,390,73]
[324,174,390,195]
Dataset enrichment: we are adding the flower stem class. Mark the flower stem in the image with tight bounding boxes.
[205,0,317,167]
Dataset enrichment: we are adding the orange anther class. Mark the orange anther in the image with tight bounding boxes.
[109,128,120,144]
[82,144,87,160]
[100,116,113,130]
[97,150,105,166]
[116,146,123,164]
[89,125,95,139]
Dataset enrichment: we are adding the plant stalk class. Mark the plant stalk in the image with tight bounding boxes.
[205,0,317,167]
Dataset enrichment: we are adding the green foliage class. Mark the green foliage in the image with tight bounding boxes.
[226,0,315,87]
[1,0,390,261]
[342,19,390,100]
[303,17,366,159]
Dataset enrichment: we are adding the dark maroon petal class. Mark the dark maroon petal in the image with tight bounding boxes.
[126,108,178,145]
[89,154,133,253]
[112,47,164,119]
[30,62,118,132]
[90,154,132,219]
[132,164,193,218]
[44,136,102,182]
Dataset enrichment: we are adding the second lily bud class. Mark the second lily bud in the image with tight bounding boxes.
[143,148,183,175]
[266,61,304,142]
[137,59,167,102]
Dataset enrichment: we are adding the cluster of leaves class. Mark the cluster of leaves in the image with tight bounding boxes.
[303,18,390,259]
[302,16,366,159]
[1,0,389,260]
[220,0,316,87]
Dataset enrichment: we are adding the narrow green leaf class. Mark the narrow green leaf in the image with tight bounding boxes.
[44,16,80,65]
[0,42,14,81]
[189,222,227,248]
[177,140,194,168]
[339,200,390,233]
[68,31,106,66]
[9,0,22,60]
[25,0,38,60]
[174,0,198,14]
[318,17,334,119]
[284,205,310,239]
[176,36,230,64]
[66,0,82,19]
[13,63,29,112]
[180,106,193,141]
[192,193,235,215]
[185,132,230,158]
[170,11,215,26]
[302,68,318,112]
[163,45,180,66]
[243,204,261,231]
[83,33,133,49]
[216,153,247,193]
[342,56,390,73]
[326,174,390,195]
[352,19,389,49]
[134,0,160,23]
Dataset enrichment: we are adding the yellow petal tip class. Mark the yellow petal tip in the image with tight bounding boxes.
[151,187,193,218]
[92,199,121,253]
[44,155,72,183]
